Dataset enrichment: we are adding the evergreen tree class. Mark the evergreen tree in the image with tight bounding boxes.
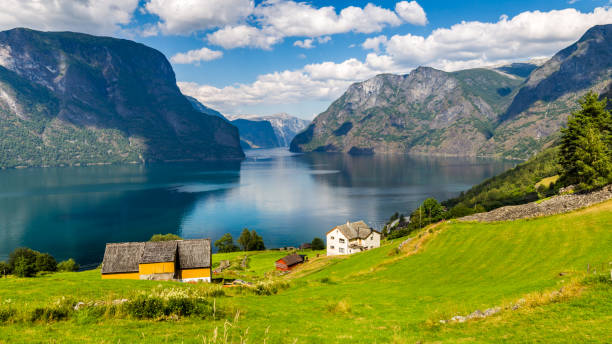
[238,228,252,251]
[559,92,612,190]
[311,237,325,250]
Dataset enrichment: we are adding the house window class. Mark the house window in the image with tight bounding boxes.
[339,248,344,253]
[339,238,345,243]
[330,245,335,249]
[331,236,334,240]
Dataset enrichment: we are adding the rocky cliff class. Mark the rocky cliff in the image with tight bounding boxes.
[228,113,310,147]
[291,24,612,159]
[0,28,244,168]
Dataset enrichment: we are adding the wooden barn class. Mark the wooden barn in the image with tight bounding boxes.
[101,239,211,282]
[275,253,306,271]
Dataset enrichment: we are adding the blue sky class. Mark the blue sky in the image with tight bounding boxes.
[1,1,611,119]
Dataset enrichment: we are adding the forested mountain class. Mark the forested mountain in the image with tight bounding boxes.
[0,28,244,168]
[291,24,612,159]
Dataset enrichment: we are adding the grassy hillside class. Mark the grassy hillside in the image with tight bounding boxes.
[444,146,561,212]
[0,201,610,343]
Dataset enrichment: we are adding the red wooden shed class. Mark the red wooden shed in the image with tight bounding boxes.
[275,254,306,271]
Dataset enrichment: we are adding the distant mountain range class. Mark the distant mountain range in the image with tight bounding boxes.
[226,113,310,147]
[291,24,612,159]
[0,28,244,168]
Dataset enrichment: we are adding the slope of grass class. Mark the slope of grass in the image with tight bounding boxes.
[0,201,610,343]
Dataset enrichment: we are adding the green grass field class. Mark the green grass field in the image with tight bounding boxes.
[0,201,610,343]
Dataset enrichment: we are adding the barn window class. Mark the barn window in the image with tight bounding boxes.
[339,238,345,243]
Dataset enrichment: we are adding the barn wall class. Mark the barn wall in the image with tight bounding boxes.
[139,262,175,275]
[101,272,140,280]
[179,268,211,279]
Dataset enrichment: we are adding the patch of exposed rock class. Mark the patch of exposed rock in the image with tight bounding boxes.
[459,185,612,222]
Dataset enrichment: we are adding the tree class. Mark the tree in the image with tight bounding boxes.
[8,247,39,272]
[149,233,182,242]
[421,198,445,221]
[215,233,239,253]
[250,230,266,251]
[559,92,612,190]
[0,261,10,276]
[13,256,36,277]
[35,253,57,272]
[311,237,325,250]
[57,258,79,272]
[238,228,252,251]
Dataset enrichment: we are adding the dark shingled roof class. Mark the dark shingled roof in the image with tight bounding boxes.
[277,253,304,266]
[177,239,211,269]
[140,241,178,264]
[332,221,378,240]
[101,242,145,274]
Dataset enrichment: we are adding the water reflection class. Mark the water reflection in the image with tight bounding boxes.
[0,149,514,266]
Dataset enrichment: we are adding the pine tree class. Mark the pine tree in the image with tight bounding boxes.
[559,92,612,190]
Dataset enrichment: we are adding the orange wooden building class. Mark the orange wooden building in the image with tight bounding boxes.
[275,253,306,271]
[101,239,211,282]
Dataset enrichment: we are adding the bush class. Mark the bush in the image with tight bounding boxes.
[57,258,79,272]
[311,237,325,250]
[0,308,16,323]
[124,295,216,319]
[0,261,9,276]
[125,295,165,319]
[35,253,57,272]
[149,233,182,242]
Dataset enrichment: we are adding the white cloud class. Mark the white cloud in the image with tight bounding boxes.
[294,36,332,49]
[0,0,139,35]
[178,52,404,114]
[179,7,612,116]
[170,47,223,64]
[395,1,428,25]
[207,25,282,50]
[362,35,388,52]
[294,39,315,49]
[144,0,254,35]
[369,7,612,71]
[202,1,427,50]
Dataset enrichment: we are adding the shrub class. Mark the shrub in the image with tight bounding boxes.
[327,300,351,313]
[124,295,165,319]
[35,253,57,272]
[0,308,15,323]
[57,258,79,272]
[149,233,182,242]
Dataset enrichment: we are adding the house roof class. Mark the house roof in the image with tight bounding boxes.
[277,253,304,266]
[101,242,145,274]
[177,239,211,269]
[140,241,178,264]
[327,221,379,240]
[101,239,211,274]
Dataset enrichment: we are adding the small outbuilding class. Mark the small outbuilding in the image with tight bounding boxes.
[275,253,306,271]
[101,239,211,282]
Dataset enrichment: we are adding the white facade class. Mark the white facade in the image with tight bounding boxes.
[326,227,381,256]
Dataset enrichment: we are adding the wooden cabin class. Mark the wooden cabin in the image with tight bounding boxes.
[101,239,211,282]
[275,253,306,271]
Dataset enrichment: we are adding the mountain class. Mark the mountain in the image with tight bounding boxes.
[291,24,612,159]
[229,119,279,149]
[0,28,244,168]
[291,66,524,156]
[185,96,228,121]
[227,113,310,147]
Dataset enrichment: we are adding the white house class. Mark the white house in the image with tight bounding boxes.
[326,221,381,256]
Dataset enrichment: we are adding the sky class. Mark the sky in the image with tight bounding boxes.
[1,1,611,119]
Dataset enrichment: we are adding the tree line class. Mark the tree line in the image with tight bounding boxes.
[0,248,79,278]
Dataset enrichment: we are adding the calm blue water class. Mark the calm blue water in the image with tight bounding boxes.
[0,149,515,268]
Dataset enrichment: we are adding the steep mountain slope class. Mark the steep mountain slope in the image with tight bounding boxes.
[291,24,612,159]
[491,24,612,157]
[230,119,279,149]
[185,95,228,121]
[291,67,523,156]
[0,28,244,168]
[228,113,310,146]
